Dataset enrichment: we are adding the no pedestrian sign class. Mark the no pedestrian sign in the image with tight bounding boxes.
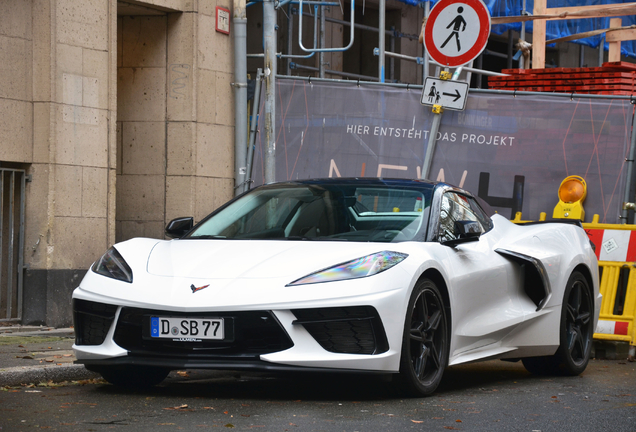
[424,0,491,67]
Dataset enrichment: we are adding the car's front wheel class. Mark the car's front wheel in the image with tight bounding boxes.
[398,278,449,397]
[522,270,593,376]
[93,365,170,389]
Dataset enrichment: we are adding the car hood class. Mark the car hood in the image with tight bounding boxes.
[145,239,396,280]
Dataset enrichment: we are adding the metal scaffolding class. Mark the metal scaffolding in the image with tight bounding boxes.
[238,0,601,192]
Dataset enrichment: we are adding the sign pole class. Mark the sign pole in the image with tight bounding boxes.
[420,0,491,180]
[421,104,442,180]
[422,67,464,180]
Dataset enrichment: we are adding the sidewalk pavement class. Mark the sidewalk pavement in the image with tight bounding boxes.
[0,325,99,387]
[0,325,632,388]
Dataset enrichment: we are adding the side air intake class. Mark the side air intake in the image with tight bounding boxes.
[495,249,552,311]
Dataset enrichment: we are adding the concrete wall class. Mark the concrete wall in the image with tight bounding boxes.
[21,0,116,327]
[116,4,234,243]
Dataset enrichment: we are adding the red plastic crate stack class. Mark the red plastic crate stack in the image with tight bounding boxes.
[488,61,636,96]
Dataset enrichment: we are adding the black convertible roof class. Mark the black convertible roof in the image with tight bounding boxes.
[264,177,442,189]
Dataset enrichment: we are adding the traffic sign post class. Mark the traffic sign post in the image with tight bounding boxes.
[423,0,491,68]
[421,77,469,111]
[420,0,490,181]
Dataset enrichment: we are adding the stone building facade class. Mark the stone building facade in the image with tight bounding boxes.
[1,0,235,327]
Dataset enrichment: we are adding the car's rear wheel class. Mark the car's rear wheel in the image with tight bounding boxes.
[398,278,449,397]
[522,271,593,376]
[95,365,170,389]
[556,271,594,375]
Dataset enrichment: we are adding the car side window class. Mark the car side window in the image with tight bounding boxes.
[468,198,494,232]
[438,192,485,242]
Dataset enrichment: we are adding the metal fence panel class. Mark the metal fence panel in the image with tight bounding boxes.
[252,78,634,224]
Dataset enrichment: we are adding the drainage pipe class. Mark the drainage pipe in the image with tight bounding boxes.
[233,0,248,195]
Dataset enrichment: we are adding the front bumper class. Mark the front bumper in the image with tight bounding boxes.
[73,293,404,373]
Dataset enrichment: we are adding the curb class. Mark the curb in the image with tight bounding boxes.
[0,364,100,388]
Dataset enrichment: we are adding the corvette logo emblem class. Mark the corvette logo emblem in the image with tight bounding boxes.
[190,284,210,293]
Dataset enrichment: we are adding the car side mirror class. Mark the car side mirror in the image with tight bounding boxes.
[165,217,194,238]
[441,220,481,247]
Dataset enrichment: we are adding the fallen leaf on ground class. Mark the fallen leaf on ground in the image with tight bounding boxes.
[163,404,192,411]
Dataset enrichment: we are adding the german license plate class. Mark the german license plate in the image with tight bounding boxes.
[150,317,224,340]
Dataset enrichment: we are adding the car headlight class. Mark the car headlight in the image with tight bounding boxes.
[287,251,408,286]
[91,247,133,283]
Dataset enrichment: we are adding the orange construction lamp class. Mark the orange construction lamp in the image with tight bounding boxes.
[553,175,587,220]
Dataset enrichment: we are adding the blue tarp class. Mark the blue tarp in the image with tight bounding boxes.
[408,0,636,58]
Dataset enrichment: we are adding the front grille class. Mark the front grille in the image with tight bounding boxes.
[291,306,389,355]
[113,308,293,359]
[73,299,118,345]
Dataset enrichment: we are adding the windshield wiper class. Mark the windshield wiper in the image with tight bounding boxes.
[189,235,227,239]
[284,236,348,241]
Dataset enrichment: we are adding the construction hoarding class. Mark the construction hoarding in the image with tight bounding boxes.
[252,78,634,224]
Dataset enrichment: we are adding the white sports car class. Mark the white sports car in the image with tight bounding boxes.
[72,178,601,396]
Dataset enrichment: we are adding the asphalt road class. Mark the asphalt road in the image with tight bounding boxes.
[1,358,635,431]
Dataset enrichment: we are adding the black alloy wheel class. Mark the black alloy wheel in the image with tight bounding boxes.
[558,271,594,375]
[398,278,449,396]
[522,271,593,376]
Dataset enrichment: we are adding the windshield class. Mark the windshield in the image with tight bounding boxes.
[187,182,433,242]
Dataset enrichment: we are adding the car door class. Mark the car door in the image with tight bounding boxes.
[436,191,526,362]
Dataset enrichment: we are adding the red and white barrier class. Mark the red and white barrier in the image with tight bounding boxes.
[595,320,630,336]
[586,229,636,262]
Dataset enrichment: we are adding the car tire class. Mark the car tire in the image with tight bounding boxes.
[398,278,449,397]
[522,271,593,376]
[555,270,594,375]
[521,355,557,376]
[96,365,170,389]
